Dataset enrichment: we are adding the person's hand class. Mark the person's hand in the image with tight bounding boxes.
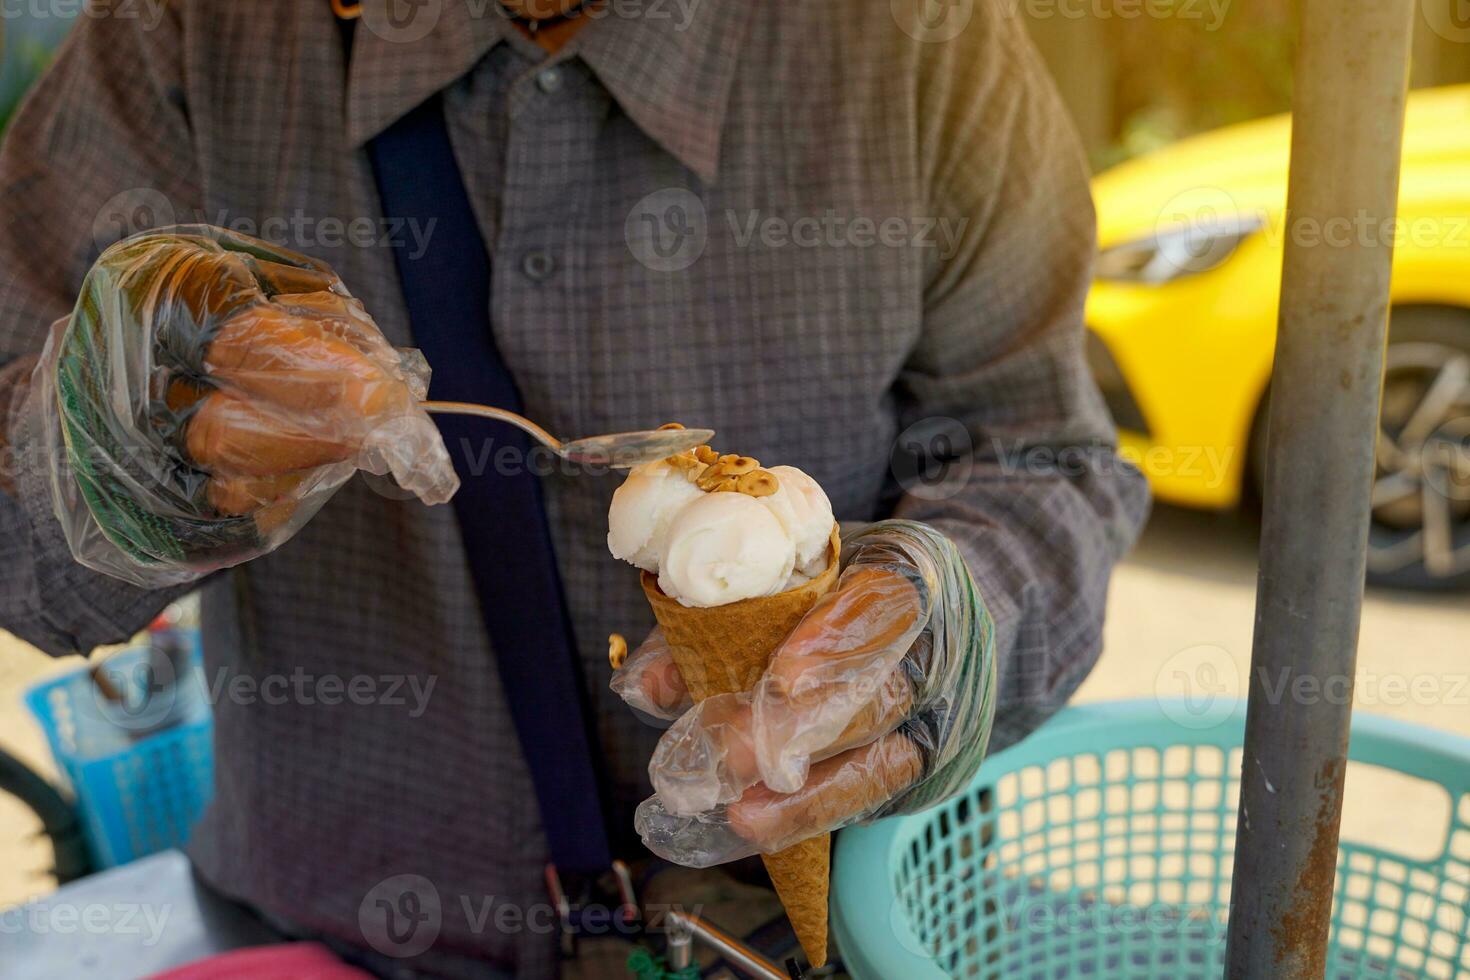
[32,226,457,585]
[611,520,998,867]
[608,627,694,723]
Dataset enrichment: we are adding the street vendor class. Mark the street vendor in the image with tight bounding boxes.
[0,1,1148,977]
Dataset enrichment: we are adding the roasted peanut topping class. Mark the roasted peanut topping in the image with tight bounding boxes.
[696,454,758,490]
[717,454,760,475]
[608,633,628,669]
[661,448,710,483]
[737,469,779,497]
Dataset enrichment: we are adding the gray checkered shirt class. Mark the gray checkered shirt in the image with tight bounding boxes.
[0,1,1148,975]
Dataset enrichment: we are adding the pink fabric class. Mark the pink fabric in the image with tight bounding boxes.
[147,942,374,980]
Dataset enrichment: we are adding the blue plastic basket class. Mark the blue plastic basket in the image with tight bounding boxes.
[833,699,1470,979]
[24,632,214,869]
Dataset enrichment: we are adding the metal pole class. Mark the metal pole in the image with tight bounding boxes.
[1224,2,1416,977]
[664,910,789,980]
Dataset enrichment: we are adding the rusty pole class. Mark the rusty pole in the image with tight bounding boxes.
[1224,1,1416,977]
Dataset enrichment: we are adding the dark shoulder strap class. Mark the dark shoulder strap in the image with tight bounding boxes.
[366,94,613,874]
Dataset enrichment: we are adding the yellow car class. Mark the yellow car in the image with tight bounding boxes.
[1087,84,1470,589]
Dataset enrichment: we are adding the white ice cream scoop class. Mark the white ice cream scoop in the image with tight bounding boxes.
[608,459,705,573]
[760,465,836,576]
[659,492,796,607]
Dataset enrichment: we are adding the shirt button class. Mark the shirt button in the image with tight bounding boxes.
[522,249,556,282]
[536,68,564,94]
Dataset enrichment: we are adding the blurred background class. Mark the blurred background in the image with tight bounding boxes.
[1,0,1467,932]
[1033,0,1470,168]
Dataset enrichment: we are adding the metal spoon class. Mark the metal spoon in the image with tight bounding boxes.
[421,401,713,468]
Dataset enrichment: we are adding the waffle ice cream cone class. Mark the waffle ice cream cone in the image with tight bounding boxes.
[639,525,842,967]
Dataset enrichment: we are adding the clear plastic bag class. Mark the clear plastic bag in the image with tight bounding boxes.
[617,520,999,866]
[26,226,458,586]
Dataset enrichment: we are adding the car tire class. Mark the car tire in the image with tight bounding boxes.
[1249,305,1470,591]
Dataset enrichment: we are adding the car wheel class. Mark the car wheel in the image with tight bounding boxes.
[1249,305,1470,591]
[1366,306,1470,590]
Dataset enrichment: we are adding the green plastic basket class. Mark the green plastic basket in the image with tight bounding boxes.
[832,699,1470,979]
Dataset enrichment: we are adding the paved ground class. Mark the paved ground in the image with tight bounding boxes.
[1080,504,1470,862]
[1084,504,1470,743]
[2,504,1466,912]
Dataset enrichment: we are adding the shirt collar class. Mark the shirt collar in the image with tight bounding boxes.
[574,0,754,183]
[344,0,753,184]
[344,1,513,149]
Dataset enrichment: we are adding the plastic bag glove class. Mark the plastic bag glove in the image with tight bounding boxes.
[27,225,458,586]
[609,627,694,722]
[614,520,997,867]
